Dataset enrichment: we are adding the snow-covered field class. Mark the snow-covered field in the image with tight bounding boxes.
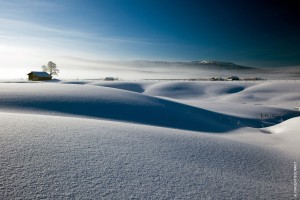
[0,81,299,199]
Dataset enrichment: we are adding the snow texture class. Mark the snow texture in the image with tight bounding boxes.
[0,81,299,199]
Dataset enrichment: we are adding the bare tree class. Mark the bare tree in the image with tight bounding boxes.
[42,61,59,76]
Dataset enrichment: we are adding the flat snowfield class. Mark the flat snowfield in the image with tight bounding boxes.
[0,81,299,199]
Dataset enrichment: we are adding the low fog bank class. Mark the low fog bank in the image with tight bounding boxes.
[3,56,300,80]
[57,57,300,80]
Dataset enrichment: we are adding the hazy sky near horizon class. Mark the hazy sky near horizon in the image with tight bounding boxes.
[0,0,299,79]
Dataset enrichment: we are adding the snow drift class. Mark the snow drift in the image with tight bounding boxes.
[0,112,295,199]
[0,81,299,199]
[0,82,274,132]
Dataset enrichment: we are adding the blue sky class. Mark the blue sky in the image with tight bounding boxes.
[0,0,299,79]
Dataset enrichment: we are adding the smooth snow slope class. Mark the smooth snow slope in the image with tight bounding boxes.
[0,83,272,132]
[88,81,300,126]
[90,81,153,93]
[142,81,300,123]
[144,81,252,99]
[224,82,300,108]
[259,117,300,155]
[263,117,300,135]
[0,112,296,199]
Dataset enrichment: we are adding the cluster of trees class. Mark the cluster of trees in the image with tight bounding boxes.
[42,61,59,76]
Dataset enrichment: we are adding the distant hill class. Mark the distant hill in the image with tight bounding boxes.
[125,60,257,71]
[190,61,257,70]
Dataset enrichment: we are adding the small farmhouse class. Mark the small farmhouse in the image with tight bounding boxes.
[210,77,224,81]
[227,76,240,81]
[105,77,115,81]
[27,71,52,81]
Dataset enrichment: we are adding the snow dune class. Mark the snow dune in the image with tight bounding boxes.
[143,81,300,123]
[0,81,298,131]
[0,112,295,199]
[259,117,300,155]
[144,81,251,99]
[224,82,300,106]
[0,83,270,132]
[90,81,153,93]
[0,81,299,199]
[263,117,300,135]
[89,81,299,124]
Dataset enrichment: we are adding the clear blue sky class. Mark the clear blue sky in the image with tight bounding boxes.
[0,0,299,78]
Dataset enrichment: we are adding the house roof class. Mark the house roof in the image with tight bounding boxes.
[27,71,51,77]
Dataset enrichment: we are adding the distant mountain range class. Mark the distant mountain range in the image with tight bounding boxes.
[63,56,257,70]
[191,61,256,70]
[127,60,257,71]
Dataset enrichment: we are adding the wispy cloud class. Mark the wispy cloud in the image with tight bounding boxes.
[0,16,163,66]
[0,0,63,17]
[0,18,94,44]
[0,17,155,44]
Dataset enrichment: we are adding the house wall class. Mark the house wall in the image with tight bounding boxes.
[37,77,52,81]
[28,74,52,81]
[28,74,33,80]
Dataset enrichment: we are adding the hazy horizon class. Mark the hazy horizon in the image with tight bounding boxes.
[2,58,300,80]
